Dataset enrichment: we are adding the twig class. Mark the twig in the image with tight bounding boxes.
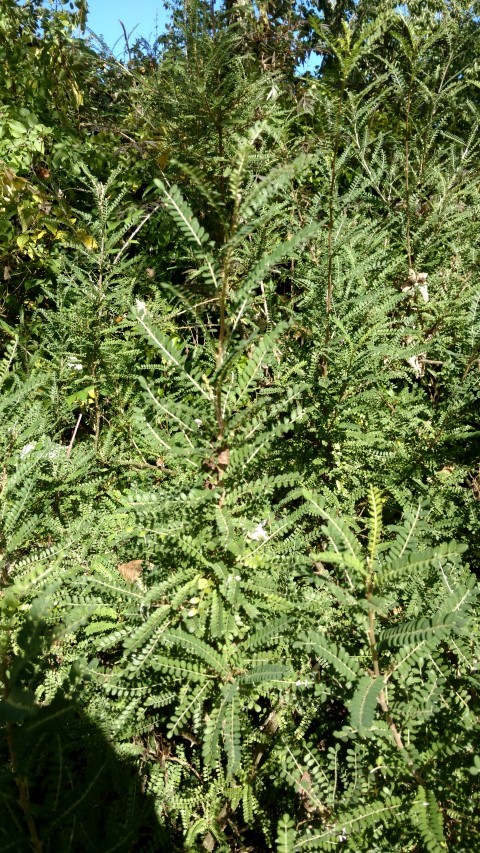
[113,205,160,265]
[66,413,82,460]
[119,20,132,62]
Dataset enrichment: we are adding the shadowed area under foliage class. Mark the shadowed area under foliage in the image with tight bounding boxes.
[0,614,173,852]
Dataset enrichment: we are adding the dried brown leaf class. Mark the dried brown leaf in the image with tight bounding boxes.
[117,559,143,583]
[217,448,229,467]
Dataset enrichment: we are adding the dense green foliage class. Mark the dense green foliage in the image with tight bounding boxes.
[1,0,479,850]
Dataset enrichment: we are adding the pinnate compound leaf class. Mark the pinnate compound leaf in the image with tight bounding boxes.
[276,814,296,853]
[348,675,384,731]
[379,541,467,584]
[295,631,362,681]
[410,787,447,853]
[294,797,404,849]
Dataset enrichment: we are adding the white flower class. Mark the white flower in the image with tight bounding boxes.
[135,299,146,316]
[248,521,268,542]
[20,442,36,457]
[401,270,429,302]
[66,356,83,371]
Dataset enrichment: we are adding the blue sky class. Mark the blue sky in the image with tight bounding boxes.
[86,0,170,53]
[84,0,317,72]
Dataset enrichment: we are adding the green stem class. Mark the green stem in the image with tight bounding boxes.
[323,78,346,374]
[366,572,424,784]
[405,86,413,270]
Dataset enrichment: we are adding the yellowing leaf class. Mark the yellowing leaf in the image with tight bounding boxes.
[65,386,96,409]
[77,231,97,250]
[156,151,170,168]
[16,233,30,249]
[71,81,84,108]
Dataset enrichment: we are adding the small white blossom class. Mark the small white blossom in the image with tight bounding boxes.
[247,521,268,542]
[402,270,429,302]
[66,356,83,371]
[20,442,36,457]
[135,299,147,316]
